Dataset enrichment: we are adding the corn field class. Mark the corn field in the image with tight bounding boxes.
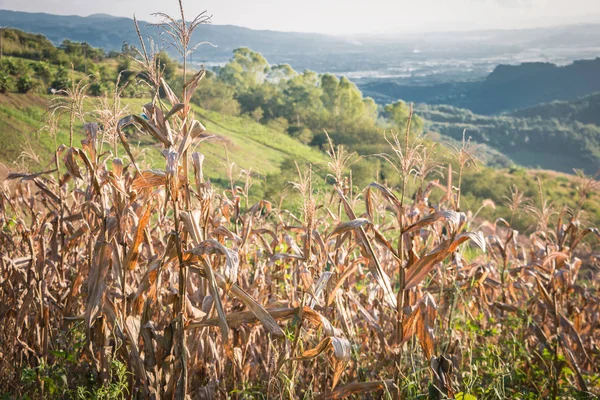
[1,3,600,399]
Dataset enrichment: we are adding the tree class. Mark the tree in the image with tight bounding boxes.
[385,100,423,134]
[157,51,177,81]
[16,74,35,93]
[0,58,17,75]
[121,41,135,56]
[320,73,341,116]
[219,47,270,90]
[116,57,136,88]
[88,77,108,97]
[267,63,297,84]
[236,83,280,117]
[33,61,52,83]
[266,117,289,133]
[291,127,313,145]
[337,76,365,125]
[51,67,70,91]
[251,106,264,122]
[282,70,323,129]
[192,74,241,116]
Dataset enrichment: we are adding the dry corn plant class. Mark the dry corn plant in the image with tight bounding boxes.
[1,2,600,400]
[49,68,90,147]
[94,74,131,156]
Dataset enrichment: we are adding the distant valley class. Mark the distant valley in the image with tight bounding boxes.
[361,58,600,113]
[1,9,600,85]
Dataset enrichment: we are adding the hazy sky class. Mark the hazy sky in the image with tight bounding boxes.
[0,0,598,34]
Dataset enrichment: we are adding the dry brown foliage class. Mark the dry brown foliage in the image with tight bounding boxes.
[1,4,600,399]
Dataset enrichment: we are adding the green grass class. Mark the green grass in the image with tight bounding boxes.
[0,93,84,171]
[120,98,328,181]
[0,93,330,197]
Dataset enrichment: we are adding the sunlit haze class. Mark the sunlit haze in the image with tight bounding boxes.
[0,0,599,34]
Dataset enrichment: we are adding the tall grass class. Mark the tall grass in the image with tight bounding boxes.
[1,3,599,399]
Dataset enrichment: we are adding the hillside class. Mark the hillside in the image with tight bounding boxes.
[416,103,600,174]
[0,93,330,197]
[511,91,600,125]
[0,29,597,222]
[2,91,599,231]
[361,58,600,114]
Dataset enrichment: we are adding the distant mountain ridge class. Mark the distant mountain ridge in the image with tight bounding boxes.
[0,9,356,71]
[361,58,600,114]
[2,9,600,78]
[86,14,121,19]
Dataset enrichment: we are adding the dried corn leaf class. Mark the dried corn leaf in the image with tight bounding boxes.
[132,115,173,147]
[542,251,569,268]
[187,303,332,337]
[403,210,464,235]
[414,293,437,360]
[82,123,99,160]
[164,103,185,121]
[84,240,111,333]
[190,119,207,139]
[180,210,203,246]
[335,186,396,308]
[161,78,180,107]
[192,152,205,185]
[124,205,152,271]
[405,231,485,290]
[184,69,206,104]
[227,284,285,337]
[132,170,167,191]
[186,264,284,337]
[63,148,83,180]
[32,178,60,204]
[7,169,57,181]
[401,292,437,360]
[293,336,351,362]
[188,239,239,286]
[368,182,401,210]
[203,258,232,360]
[329,218,372,237]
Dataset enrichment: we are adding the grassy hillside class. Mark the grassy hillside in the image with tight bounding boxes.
[0,93,329,186]
[0,93,48,165]
[2,91,599,231]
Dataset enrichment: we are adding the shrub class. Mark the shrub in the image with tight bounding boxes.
[0,58,18,75]
[16,74,36,93]
[0,71,13,93]
[88,81,108,97]
[51,67,70,91]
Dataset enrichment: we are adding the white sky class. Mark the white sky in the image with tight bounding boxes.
[0,0,599,34]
